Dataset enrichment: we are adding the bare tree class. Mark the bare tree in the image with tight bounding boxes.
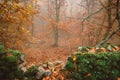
[47,0,64,47]
[78,0,120,46]
[98,0,120,46]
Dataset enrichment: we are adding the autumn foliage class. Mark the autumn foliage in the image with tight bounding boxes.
[0,0,35,50]
[0,0,120,80]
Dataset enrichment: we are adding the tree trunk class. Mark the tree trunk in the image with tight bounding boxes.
[53,0,60,47]
[104,0,112,38]
[31,0,34,36]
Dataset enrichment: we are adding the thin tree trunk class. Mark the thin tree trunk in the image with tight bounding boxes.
[104,0,112,38]
[53,0,60,47]
[31,0,34,36]
[53,25,58,47]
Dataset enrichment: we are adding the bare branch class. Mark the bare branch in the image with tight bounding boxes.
[97,27,120,47]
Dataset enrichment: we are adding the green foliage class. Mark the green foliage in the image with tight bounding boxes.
[0,44,40,80]
[0,44,5,53]
[25,66,38,80]
[65,51,120,80]
[15,70,24,80]
[6,56,18,65]
[7,49,24,59]
[0,44,24,80]
[65,61,75,72]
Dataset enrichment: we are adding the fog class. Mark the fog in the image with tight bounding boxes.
[33,0,84,33]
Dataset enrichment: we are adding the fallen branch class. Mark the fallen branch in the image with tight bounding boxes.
[97,27,120,47]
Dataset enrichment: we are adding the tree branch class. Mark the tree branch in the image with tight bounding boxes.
[97,27,120,47]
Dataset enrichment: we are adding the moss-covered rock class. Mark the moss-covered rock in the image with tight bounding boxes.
[0,44,24,80]
[25,66,38,80]
[65,51,120,80]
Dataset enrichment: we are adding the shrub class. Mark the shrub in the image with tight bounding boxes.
[0,44,5,53]
[0,44,39,80]
[65,51,120,80]
[0,44,24,80]
[7,49,24,59]
[25,66,38,80]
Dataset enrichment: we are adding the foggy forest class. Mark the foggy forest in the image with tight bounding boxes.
[0,0,120,80]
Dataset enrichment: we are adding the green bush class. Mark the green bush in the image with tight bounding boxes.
[7,49,24,59]
[0,44,24,80]
[0,44,40,80]
[0,44,5,53]
[65,51,120,80]
[25,66,38,80]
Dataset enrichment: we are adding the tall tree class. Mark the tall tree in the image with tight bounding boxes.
[78,0,120,46]
[47,0,64,47]
[98,0,120,46]
[0,0,35,49]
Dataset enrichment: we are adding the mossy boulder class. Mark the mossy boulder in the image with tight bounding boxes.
[0,44,24,80]
[65,51,120,80]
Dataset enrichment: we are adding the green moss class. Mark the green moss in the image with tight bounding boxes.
[25,66,38,80]
[65,61,75,72]
[7,49,24,59]
[65,51,120,80]
[0,44,24,80]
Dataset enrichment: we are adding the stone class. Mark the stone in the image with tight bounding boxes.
[54,61,63,66]
[21,67,27,72]
[36,66,45,79]
[47,62,54,68]
[43,70,51,77]
[78,46,82,51]
[18,54,26,69]
[42,64,47,68]
[36,66,52,79]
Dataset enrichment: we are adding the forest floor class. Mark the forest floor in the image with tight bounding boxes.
[23,47,71,66]
[22,27,84,66]
[19,33,120,80]
[22,32,120,67]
